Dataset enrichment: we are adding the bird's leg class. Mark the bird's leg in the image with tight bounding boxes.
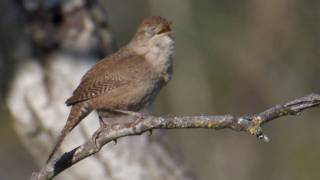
[113,109,147,127]
[113,109,153,136]
[92,110,148,146]
[92,116,110,146]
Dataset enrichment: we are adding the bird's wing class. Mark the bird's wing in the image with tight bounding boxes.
[65,72,129,106]
[65,51,144,106]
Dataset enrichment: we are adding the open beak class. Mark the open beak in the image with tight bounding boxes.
[157,25,171,35]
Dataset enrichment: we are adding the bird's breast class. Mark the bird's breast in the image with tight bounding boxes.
[145,35,175,74]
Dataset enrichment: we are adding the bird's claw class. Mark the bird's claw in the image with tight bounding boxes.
[113,139,117,145]
[92,129,102,148]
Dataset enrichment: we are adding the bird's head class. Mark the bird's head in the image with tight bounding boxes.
[129,16,174,56]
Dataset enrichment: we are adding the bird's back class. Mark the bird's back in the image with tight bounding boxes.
[65,47,159,108]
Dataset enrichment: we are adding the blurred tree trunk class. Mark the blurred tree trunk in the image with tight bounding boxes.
[6,0,194,179]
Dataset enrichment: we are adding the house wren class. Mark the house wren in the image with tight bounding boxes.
[47,16,175,162]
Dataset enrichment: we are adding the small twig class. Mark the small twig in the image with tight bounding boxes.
[31,93,320,180]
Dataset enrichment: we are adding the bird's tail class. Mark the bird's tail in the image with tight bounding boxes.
[46,103,91,163]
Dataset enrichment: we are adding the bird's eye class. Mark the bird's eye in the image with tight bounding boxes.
[145,26,157,36]
[150,26,157,32]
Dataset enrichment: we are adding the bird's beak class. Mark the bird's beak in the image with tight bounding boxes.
[157,25,171,35]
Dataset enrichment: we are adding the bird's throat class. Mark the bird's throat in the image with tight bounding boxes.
[145,35,175,73]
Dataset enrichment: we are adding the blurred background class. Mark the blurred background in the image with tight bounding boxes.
[1,0,320,180]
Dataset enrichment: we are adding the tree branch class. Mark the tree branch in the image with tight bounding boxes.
[31,93,320,180]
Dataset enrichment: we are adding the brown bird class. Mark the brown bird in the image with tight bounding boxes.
[47,16,175,162]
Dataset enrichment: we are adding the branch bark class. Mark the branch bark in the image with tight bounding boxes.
[31,93,320,180]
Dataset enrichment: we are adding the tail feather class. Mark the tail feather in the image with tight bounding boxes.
[47,127,69,163]
[46,103,91,163]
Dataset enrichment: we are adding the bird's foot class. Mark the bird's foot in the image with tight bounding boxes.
[92,126,104,148]
[92,117,110,147]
